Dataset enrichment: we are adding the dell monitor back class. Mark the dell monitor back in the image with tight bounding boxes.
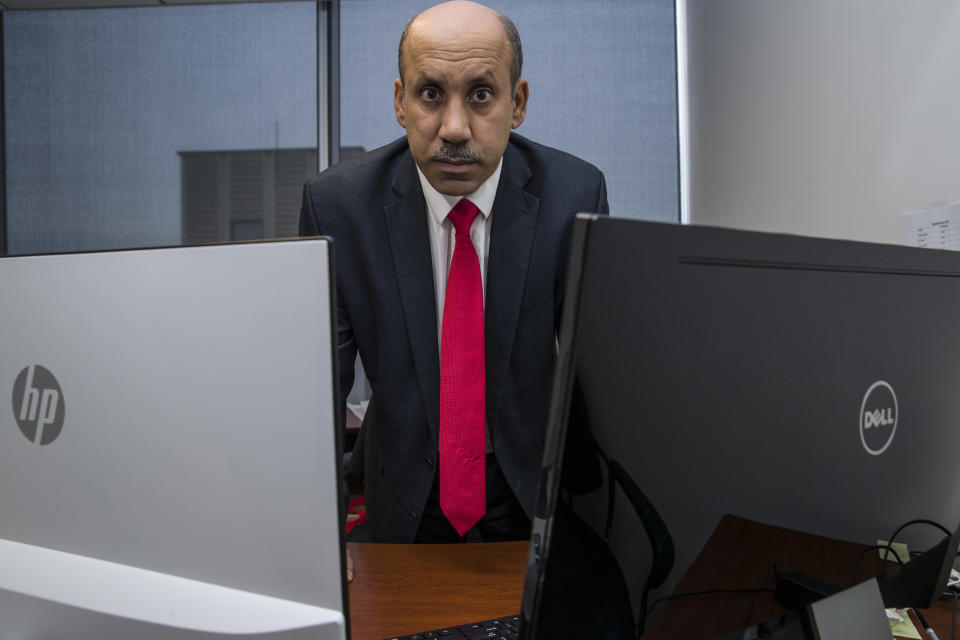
[523,217,960,637]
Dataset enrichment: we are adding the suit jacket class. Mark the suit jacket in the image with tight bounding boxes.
[300,133,609,542]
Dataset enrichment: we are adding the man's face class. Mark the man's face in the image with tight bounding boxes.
[394,19,528,197]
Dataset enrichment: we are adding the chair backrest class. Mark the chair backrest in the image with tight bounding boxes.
[603,456,675,635]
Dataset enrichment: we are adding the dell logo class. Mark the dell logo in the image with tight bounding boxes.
[11,365,66,445]
[863,408,895,430]
[859,380,897,456]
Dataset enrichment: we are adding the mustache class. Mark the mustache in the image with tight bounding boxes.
[433,143,481,162]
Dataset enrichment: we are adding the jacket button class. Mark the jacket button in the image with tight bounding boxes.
[424,457,434,468]
[409,511,417,519]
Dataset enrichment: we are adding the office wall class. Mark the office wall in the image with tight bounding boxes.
[339,0,679,222]
[682,0,960,244]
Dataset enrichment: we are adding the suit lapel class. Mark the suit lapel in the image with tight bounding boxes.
[485,143,539,431]
[384,154,441,437]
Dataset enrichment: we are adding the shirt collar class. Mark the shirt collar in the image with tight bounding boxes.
[416,157,503,226]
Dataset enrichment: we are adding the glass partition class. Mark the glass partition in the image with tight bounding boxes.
[3,1,318,254]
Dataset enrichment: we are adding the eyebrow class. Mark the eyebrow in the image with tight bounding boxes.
[413,73,442,87]
[466,71,497,86]
[412,70,499,88]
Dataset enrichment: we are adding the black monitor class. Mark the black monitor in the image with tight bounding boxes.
[522,217,960,638]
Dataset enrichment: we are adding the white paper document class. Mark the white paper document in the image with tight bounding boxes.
[903,201,960,250]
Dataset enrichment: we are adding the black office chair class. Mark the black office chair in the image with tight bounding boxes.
[562,379,676,637]
[602,456,675,637]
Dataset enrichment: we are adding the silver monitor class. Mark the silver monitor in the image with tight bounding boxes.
[0,239,346,639]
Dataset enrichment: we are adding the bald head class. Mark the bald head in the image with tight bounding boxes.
[398,1,523,89]
[392,0,529,195]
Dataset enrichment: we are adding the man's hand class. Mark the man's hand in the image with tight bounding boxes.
[346,546,354,583]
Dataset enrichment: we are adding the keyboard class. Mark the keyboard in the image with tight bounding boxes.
[383,613,521,640]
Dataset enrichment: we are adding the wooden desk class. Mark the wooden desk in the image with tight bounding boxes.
[345,519,956,639]
[346,541,528,640]
[644,514,956,639]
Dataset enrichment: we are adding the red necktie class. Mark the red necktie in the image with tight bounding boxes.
[439,198,486,537]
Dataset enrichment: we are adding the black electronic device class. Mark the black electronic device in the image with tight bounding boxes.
[523,217,960,638]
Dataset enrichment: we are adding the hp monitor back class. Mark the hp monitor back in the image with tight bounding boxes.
[0,239,346,638]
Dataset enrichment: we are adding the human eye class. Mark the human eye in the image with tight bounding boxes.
[419,86,442,102]
[471,88,493,103]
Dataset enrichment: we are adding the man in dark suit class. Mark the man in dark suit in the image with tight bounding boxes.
[300,0,608,543]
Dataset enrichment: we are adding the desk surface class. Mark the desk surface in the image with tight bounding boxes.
[346,518,956,639]
[347,541,528,640]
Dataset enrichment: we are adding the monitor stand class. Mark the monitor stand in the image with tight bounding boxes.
[0,537,345,640]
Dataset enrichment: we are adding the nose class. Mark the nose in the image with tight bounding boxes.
[438,99,471,144]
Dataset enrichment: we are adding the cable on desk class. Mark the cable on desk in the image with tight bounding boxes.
[887,519,953,562]
[889,519,952,542]
[645,587,776,621]
[852,543,904,585]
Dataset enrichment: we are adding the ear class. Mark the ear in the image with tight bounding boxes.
[394,78,406,128]
[511,79,529,129]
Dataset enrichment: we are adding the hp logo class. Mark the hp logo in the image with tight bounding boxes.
[859,380,897,456]
[11,365,65,445]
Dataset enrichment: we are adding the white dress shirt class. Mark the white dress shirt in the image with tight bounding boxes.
[416,159,503,346]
